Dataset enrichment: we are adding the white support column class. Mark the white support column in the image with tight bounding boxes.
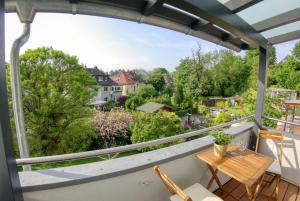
[251,47,268,149]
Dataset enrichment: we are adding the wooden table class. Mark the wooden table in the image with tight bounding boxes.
[197,144,273,201]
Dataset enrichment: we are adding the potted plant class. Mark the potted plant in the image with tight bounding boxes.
[210,131,233,158]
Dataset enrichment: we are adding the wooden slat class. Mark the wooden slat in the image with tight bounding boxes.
[224,195,237,201]
[223,179,240,193]
[296,188,300,201]
[277,180,289,201]
[258,129,283,137]
[260,134,283,141]
[283,183,299,201]
[214,178,300,201]
[231,182,247,199]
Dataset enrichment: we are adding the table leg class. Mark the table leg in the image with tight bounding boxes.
[292,105,295,122]
[252,174,265,200]
[245,174,265,201]
[284,105,289,131]
[246,185,254,200]
[206,164,223,191]
[207,168,218,189]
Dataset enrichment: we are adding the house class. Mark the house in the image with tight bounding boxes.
[86,66,121,107]
[111,70,140,96]
[136,102,173,113]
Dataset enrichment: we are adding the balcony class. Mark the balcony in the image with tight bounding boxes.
[2,0,300,201]
[15,122,300,201]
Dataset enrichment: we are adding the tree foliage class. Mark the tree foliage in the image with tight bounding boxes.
[8,47,97,156]
[292,41,300,60]
[137,84,157,99]
[125,95,145,110]
[210,50,250,96]
[147,68,168,93]
[130,111,182,149]
[268,56,300,90]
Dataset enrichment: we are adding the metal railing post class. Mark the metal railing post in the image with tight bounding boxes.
[10,23,31,171]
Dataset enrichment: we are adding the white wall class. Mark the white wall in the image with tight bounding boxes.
[122,84,137,96]
[21,126,251,201]
[93,87,122,102]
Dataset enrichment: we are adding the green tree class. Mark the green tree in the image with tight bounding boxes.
[137,84,157,99]
[210,50,250,96]
[147,68,168,93]
[125,96,145,110]
[292,41,300,60]
[8,47,97,156]
[130,111,183,150]
[268,56,300,89]
[245,47,277,88]
[173,47,212,100]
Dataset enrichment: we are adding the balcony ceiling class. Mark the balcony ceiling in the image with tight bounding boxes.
[4,0,300,51]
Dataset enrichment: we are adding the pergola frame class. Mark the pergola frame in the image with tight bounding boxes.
[2,0,299,200]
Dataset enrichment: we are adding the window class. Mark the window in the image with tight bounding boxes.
[104,97,108,101]
[104,87,108,91]
[97,76,103,82]
[111,87,114,91]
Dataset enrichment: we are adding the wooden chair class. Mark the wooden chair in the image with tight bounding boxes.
[153,166,223,201]
[255,129,284,199]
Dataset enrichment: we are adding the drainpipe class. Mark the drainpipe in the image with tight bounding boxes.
[10,23,31,171]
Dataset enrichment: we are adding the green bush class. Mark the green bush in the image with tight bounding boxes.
[197,104,210,115]
[125,96,145,110]
[137,84,157,99]
[175,108,197,117]
[130,111,183,151]
[103,100,117,111]
[213,112,232,125]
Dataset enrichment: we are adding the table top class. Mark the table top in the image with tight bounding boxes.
[197,144,273,186]
[284,100,300,106]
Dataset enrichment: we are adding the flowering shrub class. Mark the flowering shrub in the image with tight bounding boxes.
[95,108,133,148]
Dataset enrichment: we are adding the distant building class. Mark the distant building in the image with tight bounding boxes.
[111,70,140,96]
[86,66,121,107]
[136,102,173,113]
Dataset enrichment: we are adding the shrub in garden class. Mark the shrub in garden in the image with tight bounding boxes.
[213,112,232,125]
[117,96,129,107]
[130,111,183,150]
[95,108,133,148]
[125,96,145,110]
[103,100,117,111]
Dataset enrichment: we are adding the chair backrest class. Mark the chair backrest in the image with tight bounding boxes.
[153,166,192,201]
[256,129,284,163]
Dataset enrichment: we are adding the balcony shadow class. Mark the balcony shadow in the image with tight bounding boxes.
[36,169,90,180]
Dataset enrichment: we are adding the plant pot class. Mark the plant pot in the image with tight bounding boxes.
[214,143,228,158]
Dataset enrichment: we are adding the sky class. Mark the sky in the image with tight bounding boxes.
[5,13,299,72]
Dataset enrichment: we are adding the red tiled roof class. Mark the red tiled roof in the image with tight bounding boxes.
[111,71,136,85]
